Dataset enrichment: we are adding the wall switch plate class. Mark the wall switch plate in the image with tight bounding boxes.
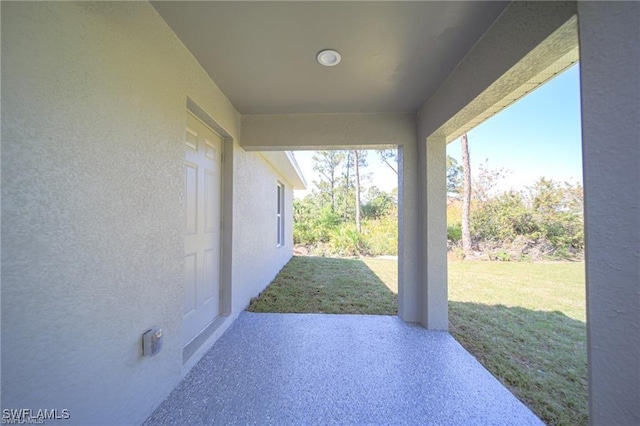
[142,328,163,357]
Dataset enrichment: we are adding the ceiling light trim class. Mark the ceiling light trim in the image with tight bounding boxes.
[316,49,342,67]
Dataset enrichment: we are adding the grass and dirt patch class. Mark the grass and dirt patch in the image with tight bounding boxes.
[248,256,587,426]
[247,256,397,315]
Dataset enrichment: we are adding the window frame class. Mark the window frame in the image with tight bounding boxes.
[277,182,285,247]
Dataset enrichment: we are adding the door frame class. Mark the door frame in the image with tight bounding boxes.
[183,98,234,363]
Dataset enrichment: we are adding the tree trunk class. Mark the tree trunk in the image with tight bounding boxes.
[344,151,351,220]
[354,150,362,233]
[461,133,472,258]
[330,168,335,213]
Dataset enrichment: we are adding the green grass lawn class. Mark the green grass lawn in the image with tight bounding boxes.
[248,256,587,426]
[247,256,397,315]
[447,261,587,426]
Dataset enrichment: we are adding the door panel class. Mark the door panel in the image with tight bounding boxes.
[204,170,217,233]
[183,112,222,346]
[202,249,217,302]
[184,253,197,315]
[184,162,198,235]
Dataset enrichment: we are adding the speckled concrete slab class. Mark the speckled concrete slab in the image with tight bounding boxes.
[145,312,542,425]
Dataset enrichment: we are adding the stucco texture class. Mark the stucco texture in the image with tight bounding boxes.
[241,113,416,150]
[577,2,640,424]
[1,2,290,424]
[232,148,294,314]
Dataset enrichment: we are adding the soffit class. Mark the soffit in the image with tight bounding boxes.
[152,1,509,114]
[260,151,307,190]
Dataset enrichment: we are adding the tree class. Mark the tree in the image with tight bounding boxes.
[446,155,463,198]
[312,151,345,213]
[461,133,472,257]
[528,177,583,215]
[341,151,353,220]
[353,150,368,233]
[362,187,394,220]
[472,160,511,204]
[376,149,398,174]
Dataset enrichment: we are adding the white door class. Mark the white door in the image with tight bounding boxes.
[184,112,222,346]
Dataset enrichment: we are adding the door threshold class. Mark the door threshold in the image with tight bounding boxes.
[183,315,227,364]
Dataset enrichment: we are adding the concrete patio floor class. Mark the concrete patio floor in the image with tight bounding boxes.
[146,312,542,425]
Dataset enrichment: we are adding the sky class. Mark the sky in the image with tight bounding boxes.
[293,64,582,198]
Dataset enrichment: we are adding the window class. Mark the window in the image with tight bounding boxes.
[277,182,285,247]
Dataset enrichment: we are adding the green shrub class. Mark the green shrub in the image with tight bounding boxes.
[294,221,318,245]
[361,215,398,256]
[362,189,395,220]
[448,223,462,243]
[471,192,533,242]
[470,189,583,258]
[494,250,512,262]
[329,225,367,256]
[293,202,343,245]
[447,201,462,227]
[315,207,342,242]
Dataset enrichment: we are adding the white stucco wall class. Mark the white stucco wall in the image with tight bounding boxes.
[232,149,295,314]
[1,2,293,424]
[577,2,640,424]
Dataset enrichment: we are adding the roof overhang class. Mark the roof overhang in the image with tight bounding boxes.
[260,151,307,190]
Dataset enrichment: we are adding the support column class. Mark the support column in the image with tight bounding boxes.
[577,2,640,424]
[421,136,448,330]
[398,140,421,322]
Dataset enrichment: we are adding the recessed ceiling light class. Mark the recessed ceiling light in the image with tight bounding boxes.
[317,49,341,67]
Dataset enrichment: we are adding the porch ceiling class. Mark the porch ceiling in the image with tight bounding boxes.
[151,1,509,114]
